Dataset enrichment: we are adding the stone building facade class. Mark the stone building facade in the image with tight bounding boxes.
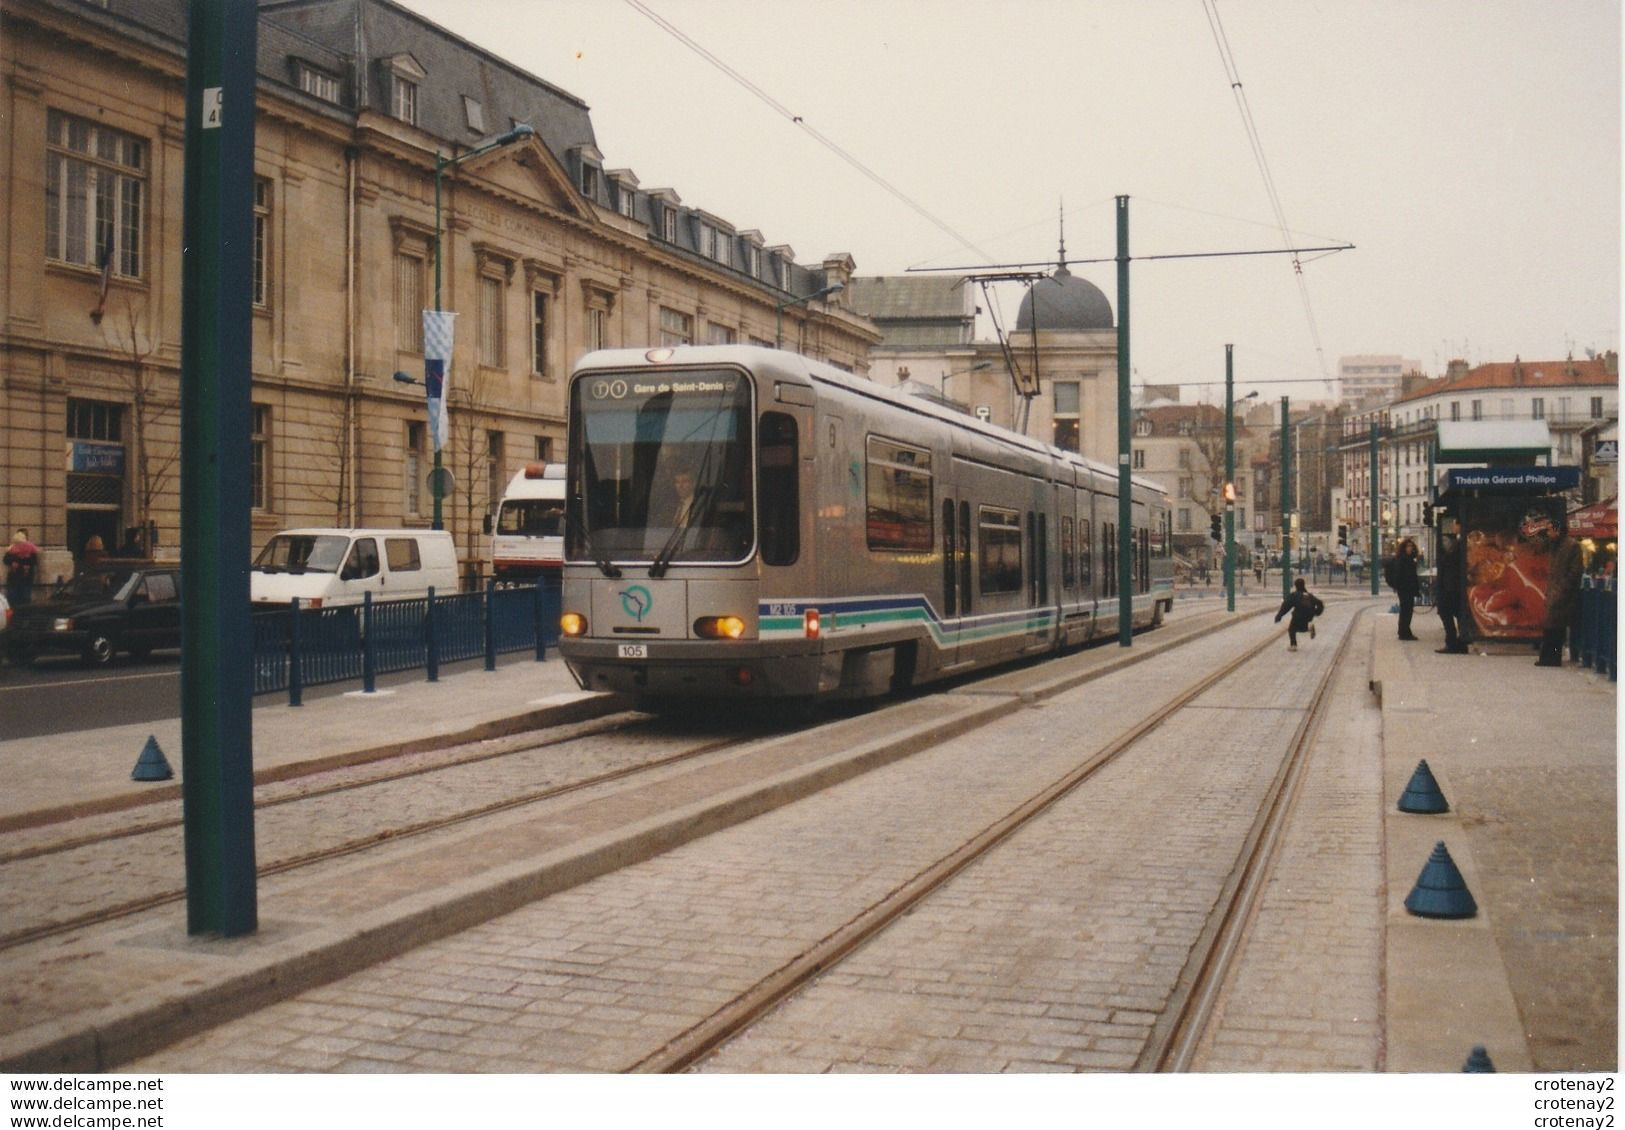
[1,0,877,580]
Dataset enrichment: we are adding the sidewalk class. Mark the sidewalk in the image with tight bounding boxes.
[1371,608,1618,1072]
[0,653,606,830]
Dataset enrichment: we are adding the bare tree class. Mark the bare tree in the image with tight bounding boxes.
[101,296,178,554]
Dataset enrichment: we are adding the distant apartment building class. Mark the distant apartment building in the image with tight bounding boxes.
[1338,354,1422,406]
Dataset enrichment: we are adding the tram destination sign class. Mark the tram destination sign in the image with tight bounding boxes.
[1442,466,1580,492]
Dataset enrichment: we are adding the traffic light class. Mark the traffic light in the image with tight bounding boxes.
[1422,502,1434,527]
[1210,514,1223,542]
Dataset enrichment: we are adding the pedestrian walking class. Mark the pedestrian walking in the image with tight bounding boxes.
[1274,576,1324,651]
[4,528,39,607]
[1434,528,1468,653]
[1386,537,1421,640]
[1535,520,1583,667]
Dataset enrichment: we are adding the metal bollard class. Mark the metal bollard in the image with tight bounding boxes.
[426,586,439,683]
[534,578,546,662]
[288,597,303,707]
[362,590,376,693]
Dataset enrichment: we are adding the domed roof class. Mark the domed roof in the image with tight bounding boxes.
[1016,266,1114,332]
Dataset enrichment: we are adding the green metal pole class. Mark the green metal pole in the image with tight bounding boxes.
[1116,196,1133,646]
[1280,396,1292,600]
[1369,422,1380,595]
[1225,344,1236,612]
[180,0,258,937]
[431,156,445,531]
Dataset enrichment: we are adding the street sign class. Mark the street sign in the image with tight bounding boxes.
[1594,439,1618,464]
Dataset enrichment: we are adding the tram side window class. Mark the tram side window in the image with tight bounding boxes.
[866,436,933,553]
[941,499,957,617]
[1103,523,1115,597]
[757,412,799,566]
[1139,527,1150,591]
[1079,512,1092,588]
[1061,516,1075,588]
[978,506,1022,595]
[958,501,972,614]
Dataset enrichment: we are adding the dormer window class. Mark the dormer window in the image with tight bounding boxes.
[382,54,426,126]
[581,165,598,199]
[296,62,340,104]
[618,187,636,218]
[745,244,761,277]
[463,96,485,134]
[608,170,639,219]
[662,207,677,242]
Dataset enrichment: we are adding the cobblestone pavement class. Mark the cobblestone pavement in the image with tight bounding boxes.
[1186,617,1385,1070]
[131,610,1340,1072]
[0,718,724,942]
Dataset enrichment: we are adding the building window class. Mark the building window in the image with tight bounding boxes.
[298,64,341,103]
[479,274,505,367]
[1132,449,1145,469]
[250,405,271,511]
[67,399,124,442]
[252,178,271,308]
[1559,431,1575,457]
[587,307,608,352]
[1531,397,1544,420]
[1178,448,1191,469]
[617,185,636,218]
[659,306,693,347]
[1178,477,1193,500]
[581,164,598,199]
[713,231,731,268]
[661,207,677,242]
[1134,418,1152,437]
[699,223,715,259]
[405,422,424,515]
[1052,381,1079,452]
[396,253,425,352]
[487,431,504,509]
[1450,401,1461,422]
[1177,508,1191,532]
[535,435,553,463]
[530,291,549,378]
[1591,397,1604,419]
[706,322,736,345]
[46,109,146,278]
[392,77,417,124]
[745,244,761,278]
[1471,400,1482,421]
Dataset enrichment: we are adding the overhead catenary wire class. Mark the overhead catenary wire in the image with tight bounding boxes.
[1202,0,1333,386]
[622,0,994,263]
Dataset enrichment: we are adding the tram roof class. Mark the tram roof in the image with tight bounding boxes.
[571,345,1167,499]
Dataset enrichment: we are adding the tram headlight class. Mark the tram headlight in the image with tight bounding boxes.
[559,612,587,637]
[694,615,747,640]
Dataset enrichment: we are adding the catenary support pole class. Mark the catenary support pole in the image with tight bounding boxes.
[180,0,258,937]
[1225,345,1236,612]
[1280,396,1292,600]
[1116,196,1133,646]
[1369,422,1381,596]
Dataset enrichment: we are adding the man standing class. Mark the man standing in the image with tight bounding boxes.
[4,529,38,607]
[1434,528,1468,653]
[1536,522,1583,667]
[1388,537,1421,641]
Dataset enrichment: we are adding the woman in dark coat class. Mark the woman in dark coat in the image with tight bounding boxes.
[1389,538,1421,640]
[1275,577,1323,651]
[1434,530,1468,653]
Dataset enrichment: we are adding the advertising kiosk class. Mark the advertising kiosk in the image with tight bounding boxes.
[1433,466,1581,644]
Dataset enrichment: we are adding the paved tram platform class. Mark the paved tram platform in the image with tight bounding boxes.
[0,602,1614,1072]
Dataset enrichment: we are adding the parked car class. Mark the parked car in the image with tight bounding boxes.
[251,528,458,609]
[4,561,181,667]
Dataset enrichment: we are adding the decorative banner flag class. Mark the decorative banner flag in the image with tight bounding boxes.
[90,243,114,325]
[423,310,456,450]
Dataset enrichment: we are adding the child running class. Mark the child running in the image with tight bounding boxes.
[1274,577,1324,651]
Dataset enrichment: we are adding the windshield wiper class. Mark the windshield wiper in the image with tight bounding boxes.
[566,505,620,578]
[649,485,716,579]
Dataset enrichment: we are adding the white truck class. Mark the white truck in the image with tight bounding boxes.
[251,528,458,608]
[488,463,565,583]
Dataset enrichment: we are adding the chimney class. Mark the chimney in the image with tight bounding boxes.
[1604,350,1619,377]
[1446,358,1470,381]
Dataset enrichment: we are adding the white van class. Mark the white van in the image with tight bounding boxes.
[251,528,458,608]
[488,463,565,582]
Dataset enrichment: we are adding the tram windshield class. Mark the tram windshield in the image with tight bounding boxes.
[567,368,753,565]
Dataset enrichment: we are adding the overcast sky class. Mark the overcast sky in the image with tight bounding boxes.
[399,0,1621,405]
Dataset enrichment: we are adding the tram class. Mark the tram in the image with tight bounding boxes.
[558,345,1172,702]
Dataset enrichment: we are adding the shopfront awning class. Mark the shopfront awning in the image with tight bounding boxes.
[1435,419,1552,463]
[1569,496,1617,539]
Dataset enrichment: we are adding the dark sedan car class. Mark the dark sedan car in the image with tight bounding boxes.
[5,562,181,667]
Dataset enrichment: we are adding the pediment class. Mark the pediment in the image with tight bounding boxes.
[458,136,592,221]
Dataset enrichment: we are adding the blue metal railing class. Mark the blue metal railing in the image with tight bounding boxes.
[251,577,561,704]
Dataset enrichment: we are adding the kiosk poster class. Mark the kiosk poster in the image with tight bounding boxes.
[1462,496,1567,640]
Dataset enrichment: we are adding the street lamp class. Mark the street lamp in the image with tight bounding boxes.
[1222,341,1259,613]
[426,124,535,531]
[775,282,844,349]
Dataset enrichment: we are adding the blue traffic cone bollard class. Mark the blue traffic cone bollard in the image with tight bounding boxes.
[1405,841,1478,919]
[131,735,174,782]
[1398,759,1450,814]
[1462,1045,1495,1072]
